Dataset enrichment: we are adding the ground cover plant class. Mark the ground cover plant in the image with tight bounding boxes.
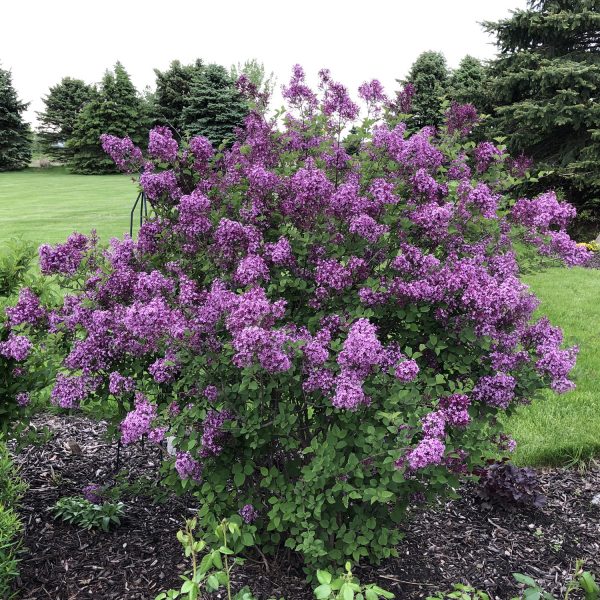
[2,66,592,573]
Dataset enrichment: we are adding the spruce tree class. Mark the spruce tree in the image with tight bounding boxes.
[0,66,31,171]
[448,55,489,110]
[182,64,248,145]
[68,62,147,174]
[152,59,204,134]
[485,0,600,230]
[401,51,449,129]
[37,77,95,162]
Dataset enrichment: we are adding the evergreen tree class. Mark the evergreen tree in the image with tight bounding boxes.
[182,64,248,145]
[37,77,95,162]
[401,51,449,129]
[448,55,489,110]
[484,0,600,230]
[152,59,204,134]
[0,66,31,171]
[68,62,147,174]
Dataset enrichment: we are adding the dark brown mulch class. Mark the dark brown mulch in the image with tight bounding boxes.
[12,414,600,600]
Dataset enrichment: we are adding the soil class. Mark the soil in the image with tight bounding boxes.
[12,414,600,600]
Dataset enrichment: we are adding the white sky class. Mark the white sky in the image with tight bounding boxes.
[1,0,528,126]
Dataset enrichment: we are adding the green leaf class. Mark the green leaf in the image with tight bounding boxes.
[314,584,332,599]
[513,574,538,588]
[317,570,332,585]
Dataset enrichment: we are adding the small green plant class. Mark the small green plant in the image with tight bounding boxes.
[156,515,256,600]
[427,583,490,599]
[512,562,600,600]
[0,505,22,600]
[52,496,124,531]
[314,562,394,600]
[0,436,25,599]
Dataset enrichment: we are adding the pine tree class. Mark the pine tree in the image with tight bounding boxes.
[37,77,95,162]
[401,51,449,129]
[182,64,248,145]
[68,62,148,174]
[448,55,489,110]
[152,59,204,134]
[484,0,600,230]
[0,66,31,171]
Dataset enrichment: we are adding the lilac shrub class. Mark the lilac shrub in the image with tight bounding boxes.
[8,66,590,566]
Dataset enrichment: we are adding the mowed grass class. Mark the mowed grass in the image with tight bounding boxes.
[0,167,136,246]
[506,267,600,467]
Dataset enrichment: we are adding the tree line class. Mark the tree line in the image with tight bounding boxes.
[1,0,599,229]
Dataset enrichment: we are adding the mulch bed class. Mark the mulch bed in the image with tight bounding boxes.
[12,414,600,600]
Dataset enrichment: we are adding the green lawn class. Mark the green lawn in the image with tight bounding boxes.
[0,167,136,246]
[506,267,600,467]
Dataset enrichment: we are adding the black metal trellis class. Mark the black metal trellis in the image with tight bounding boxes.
[130,190,149,237]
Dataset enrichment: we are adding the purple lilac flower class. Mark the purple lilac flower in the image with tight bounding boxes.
[394,359,420,382]
[16,392,30,407]
[407,437,445,470]
[6,288,45,326]
[39,233,88,276]
[349,214,389,243]
[83,484,103,504]
[473,142,502,173]
[203,385,218,402]
[189,135,214,168]
[200,409,234,457]
[140,169,181,202]
[0,334,32,361]
[239,504,259,523]
[120,393,157,445]
[50,373,95,409]
[100,134,143,173]
[439,394,471,427]
[148,426,167,444]
[472,373,516,409]
[108,372,135,395]
[175,451,202,481]
[234,254,270,285]
[446,102,478,136]
[148,126,179,162]
[332,371,369,410]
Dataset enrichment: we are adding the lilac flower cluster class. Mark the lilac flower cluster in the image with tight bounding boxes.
[446,102,479,136]
[239,504,259,523]
[0,333,32,361]
[120,393,157,444]
[200,409,233,457]
[175,451,202,481]
[39,233,88,276]
[6,288,45,326]
[83,484,103,504]
[148,126,179,162]
[100,134,143,173]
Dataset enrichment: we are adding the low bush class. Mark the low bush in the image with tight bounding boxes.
[52,496,125,531]
[476,459,546,508]
[6,67,589,567]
